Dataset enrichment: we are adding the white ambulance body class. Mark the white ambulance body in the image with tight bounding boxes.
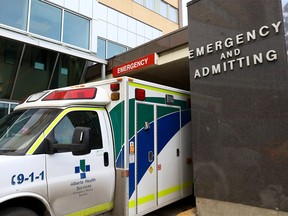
[0,77,192,216]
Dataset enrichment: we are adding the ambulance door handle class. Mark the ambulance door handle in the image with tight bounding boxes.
[148,151,154,162]
[176,148,180,157]
[104,152,109,167]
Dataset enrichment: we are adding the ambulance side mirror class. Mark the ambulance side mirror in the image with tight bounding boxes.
[71,127,91,155]
[45,127,91,155]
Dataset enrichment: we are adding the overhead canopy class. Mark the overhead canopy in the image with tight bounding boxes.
[87,27,190,90]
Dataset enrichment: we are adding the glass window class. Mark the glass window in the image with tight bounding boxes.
[144,25,153,39]
[0,101,18,119]
[145,0,154,10]
[12,46,58,101]
[97,38,129,59]
[154,0,160,13]
[0,0,28,30]
[127,32,137,47]
[0,108,59,155]
[169,5,178,23]
[63,11,90,49]
[118,13,128,29]
[31,48,47,71]
[0,38,23,99]
[118,28,128,45]
[134,0,178,24]
[134,0,144,4]
[9,103,18,114]
[0,103,9,119]
[107,23,118,42]
[136,35,145,46]
[153,28,162,38]
[54,116,74,144]
[136,21,145,35]
[107,8,118,25]
[30,0,62,41]
[97,38,106,59]
[128,17,137,33]
[98,3,108,22]
[52,111,103,149]
[107,41,126,59]
[50,54,86,89]
[97,20,107,38]
[160,1,168,17]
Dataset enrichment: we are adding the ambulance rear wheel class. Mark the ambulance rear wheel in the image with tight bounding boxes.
[0,207,38,216]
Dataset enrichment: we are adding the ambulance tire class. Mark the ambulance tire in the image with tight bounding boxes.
[0,207,38,216]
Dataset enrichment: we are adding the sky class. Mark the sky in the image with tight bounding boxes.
[181,0,190,26]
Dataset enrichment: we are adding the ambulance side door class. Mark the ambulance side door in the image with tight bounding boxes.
[45,108,115,216]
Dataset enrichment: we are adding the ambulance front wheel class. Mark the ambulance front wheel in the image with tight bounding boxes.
[0,207,38,216]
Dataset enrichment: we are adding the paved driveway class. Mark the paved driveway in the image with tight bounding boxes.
[145,196,196,216]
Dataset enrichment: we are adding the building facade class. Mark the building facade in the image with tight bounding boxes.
[0,0,181,118]
[188,0,288,215]
[97,0,181,59]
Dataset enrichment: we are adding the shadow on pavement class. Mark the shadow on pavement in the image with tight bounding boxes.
[145,195,196,216]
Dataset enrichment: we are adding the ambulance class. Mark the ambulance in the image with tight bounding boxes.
[0,77,192,216]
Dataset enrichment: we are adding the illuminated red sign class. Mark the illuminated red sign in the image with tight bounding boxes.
[112,53,157,77]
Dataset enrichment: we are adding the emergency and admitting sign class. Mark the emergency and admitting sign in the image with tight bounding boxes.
[112,53,157,77]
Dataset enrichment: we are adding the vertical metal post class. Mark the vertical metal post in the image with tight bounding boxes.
[10,44,26,100]
[179,0,184,27]
[47,53,60,89]
[101,64,106,80]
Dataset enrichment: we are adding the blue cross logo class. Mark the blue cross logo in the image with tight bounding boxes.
[75,159,90,179]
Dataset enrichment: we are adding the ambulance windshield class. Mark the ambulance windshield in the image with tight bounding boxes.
[0,108,59,155]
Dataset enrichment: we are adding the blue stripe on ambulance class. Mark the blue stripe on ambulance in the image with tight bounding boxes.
[181,109,192,128]
[157,111,180,153]
[128,109,191,198]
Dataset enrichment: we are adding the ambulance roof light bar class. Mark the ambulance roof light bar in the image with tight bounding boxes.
[43,88,97,101]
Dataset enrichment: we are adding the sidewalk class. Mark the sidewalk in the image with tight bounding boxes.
[177,208,197,216]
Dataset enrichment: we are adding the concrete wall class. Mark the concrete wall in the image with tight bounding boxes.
[197,198,288,216]
[188,0,288,214]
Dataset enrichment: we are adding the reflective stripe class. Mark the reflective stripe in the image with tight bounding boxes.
[26,107,105,155]
[128,194,155,209]
[129,200,136,208]
[138,194,155,205]
[158,185,181,198]
[129,82,189,97]
[65,201,114,216]
[129,181,193,209]
[158,181,193,198]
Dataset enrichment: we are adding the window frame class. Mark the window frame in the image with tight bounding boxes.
[97,37,129,59]
[0,0,92,51]
[29,0,62,41]
[0,0,29,30]
[63,11,91,50]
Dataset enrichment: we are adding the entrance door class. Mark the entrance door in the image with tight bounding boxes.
[136,103,157,214]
